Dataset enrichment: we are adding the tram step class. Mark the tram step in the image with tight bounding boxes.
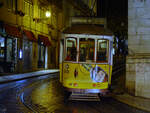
[69,93,100,101]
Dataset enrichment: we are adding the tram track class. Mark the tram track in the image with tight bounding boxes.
[19,78,110,113]
[19,85,37,113]
[17,75,150,113]
[18,74,58,113]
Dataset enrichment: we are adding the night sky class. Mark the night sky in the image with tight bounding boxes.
[97,0,128,35]
[97,0,128,18]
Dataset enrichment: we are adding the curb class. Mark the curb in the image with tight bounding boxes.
[0,70,59,84]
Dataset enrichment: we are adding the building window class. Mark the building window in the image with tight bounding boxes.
[38,7,47,20]
[6,0,16,11]
[23,0,33,17]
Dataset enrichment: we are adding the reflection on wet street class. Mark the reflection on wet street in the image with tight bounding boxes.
[29,77,150,113]
[0,74,150,113]
[30,78,99,113]
[31,79,66,112]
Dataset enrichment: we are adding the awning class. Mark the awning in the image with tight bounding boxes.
[38,35,51,46]
[4,24,22,38]
[23,30,37,42]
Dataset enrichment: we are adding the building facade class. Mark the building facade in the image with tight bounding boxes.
[127,0,150,98]
[0,0,95,74]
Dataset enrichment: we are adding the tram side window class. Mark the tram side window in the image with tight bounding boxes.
[97,40,108,62]
[65,38,77,61]
[79,38,95,62]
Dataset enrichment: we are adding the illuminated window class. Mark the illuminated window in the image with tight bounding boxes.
[65,38,77,61]
[79,38,95,62]
[97,40,108,62]
[23,0,33,16]
[39,7,48,20]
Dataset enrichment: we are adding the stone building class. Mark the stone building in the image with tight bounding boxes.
[127,0,150,98]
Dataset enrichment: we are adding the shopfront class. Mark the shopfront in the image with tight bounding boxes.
[0,24,20,73]
[38,35,51,69]
[22,30,37,72]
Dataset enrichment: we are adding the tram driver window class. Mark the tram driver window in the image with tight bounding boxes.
[97,40,108,62]
[65,38,77,61]
[79,38,95,62]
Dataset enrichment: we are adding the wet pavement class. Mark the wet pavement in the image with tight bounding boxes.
[0,73,150,113]
[0,74,57,113]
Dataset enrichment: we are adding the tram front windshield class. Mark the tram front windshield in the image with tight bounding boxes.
[64,37,108,63]
[79,38,95,62]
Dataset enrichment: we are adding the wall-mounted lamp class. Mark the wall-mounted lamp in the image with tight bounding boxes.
[33,11,51,22]
[19,49,23,59]
[45,11,51,18]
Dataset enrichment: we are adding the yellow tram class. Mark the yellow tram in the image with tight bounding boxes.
[59,24,113,95]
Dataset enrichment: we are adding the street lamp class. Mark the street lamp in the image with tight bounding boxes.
[45,11,51,18]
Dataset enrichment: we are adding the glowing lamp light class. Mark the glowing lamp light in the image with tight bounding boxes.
[19,49,23,59]
[45,11,51,18]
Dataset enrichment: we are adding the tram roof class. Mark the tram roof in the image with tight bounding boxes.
[63,24,113,36]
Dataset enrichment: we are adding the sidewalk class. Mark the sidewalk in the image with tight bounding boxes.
[112,93,150,112]
[111,74,150,112]
[0,69,59,83]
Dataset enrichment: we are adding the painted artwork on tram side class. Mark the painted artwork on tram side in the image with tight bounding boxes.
[81,64,108,83]
[90,65,108,82]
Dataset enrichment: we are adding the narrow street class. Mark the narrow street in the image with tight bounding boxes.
[0,73,149,113]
